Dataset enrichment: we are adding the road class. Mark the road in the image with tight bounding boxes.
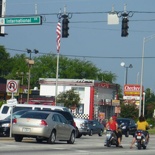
[0,134,155,155]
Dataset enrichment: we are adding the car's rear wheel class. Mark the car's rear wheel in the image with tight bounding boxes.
[47,130,56,144]
[89,129,93,136]
[107,140,111,147]
[98,129,103,136]
[14,135,23,142]
[125,131,129,137]
[76,129,82,138]
[67,131,75,144]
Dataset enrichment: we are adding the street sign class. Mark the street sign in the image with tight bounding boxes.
[0,16,42,26]
[6,80,19,93]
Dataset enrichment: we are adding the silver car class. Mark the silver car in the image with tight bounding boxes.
[12,111,76,144]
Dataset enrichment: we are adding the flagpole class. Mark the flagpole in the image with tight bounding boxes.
[55,17,61,105]
[55,52,59,105]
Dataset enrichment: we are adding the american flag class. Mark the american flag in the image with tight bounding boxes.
[56,21,61,53]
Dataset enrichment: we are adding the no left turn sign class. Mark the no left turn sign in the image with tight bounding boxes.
[6,80,19,93]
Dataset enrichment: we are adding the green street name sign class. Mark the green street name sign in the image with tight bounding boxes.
[0,16,42,26]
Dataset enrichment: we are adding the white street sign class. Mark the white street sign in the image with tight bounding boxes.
[6,80,19,93]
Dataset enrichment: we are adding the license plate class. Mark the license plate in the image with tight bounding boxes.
[22,128,31,132]
[137,136,141,139]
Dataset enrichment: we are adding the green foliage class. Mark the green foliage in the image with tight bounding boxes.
[120,103,139,120]
[0,100,5,108]
[56,89,80,108]
[146,118,155,127]
[0,46,12,77]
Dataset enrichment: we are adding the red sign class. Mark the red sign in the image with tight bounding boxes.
[124,84,143,96]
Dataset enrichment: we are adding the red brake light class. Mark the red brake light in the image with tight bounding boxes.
[73,121,76,128]
[137,132,141,136]
[40,120,47,126]
[13,118,17,124]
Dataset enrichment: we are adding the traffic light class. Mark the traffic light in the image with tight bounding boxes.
[121,17,129,37]
[62,17,69,38]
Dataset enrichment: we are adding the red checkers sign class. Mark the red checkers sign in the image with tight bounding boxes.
[6,80,19,93]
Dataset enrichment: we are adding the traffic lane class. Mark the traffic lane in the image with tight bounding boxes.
[0,135,155,155]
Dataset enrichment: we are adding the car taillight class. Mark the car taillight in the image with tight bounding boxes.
[13,118,17,124]
[40,120,48,126]
[73,121,76,128]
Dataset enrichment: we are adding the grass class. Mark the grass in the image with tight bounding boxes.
[148,128,155,134]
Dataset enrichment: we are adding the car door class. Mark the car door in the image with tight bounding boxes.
[129,119,137,135]
[52,114,62,139]
[92,121,98,134]
[58,114,71,139]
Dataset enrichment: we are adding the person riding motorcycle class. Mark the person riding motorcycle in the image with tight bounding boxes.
[130,115,150,149]
[105,117,123,148]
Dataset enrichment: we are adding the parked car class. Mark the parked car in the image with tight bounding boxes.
[87,120,104,136]
[12,110,76,144]
[0,110,29,137]
[38,109,78,137]
[116,118,137,137]
[74,117,90,138]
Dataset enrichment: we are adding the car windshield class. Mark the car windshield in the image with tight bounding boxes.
[117,119,130,125]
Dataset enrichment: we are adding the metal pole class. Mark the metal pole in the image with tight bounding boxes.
[139,38,145,117]
[55,53,60,105]
[125,67,128,84]
[139,34,155,117]
[143,92,145,116]
[27,65,31,104]
[10,106,13,137]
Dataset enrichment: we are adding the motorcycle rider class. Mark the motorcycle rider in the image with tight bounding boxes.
[130,115,150,149]
[105,116,123,148]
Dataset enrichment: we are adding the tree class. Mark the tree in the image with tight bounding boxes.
[56,89,80,108]
[2,51,118,88]
[120,103,138,120]
[97,71,117,83]
[0,46,12,77]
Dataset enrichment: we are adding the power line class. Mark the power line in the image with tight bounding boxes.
[6,48,155,59]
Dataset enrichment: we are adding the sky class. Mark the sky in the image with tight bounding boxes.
[1,0,155,92]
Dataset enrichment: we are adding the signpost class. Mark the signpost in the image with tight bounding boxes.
[0,16,42,26]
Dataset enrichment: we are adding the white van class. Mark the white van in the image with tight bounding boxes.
[0,104,70,120]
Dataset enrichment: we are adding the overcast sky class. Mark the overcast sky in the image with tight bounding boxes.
[1,0,155,91]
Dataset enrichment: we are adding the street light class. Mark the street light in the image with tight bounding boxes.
[139,34,155,116]
[16,72,24,85]
[26,49,39,104]
[120,62,133,84]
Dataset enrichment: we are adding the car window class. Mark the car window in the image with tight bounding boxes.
[1,106,9,114]
[58,114,68,124]
[52,114,61,122]
[55,111,73,120]
[20,112,49,119]
[13,107,32,113]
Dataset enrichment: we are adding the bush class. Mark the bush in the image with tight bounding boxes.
[0,100,5,108]
[146,118,155,128]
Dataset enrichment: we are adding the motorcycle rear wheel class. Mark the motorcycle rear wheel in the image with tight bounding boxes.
[107,141,111,147]
[137,143,141,150]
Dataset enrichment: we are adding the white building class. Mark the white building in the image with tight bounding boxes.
[39,78,120,120]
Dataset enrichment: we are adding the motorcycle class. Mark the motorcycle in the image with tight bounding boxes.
[135,130,148,150]
[104,129,119,147]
